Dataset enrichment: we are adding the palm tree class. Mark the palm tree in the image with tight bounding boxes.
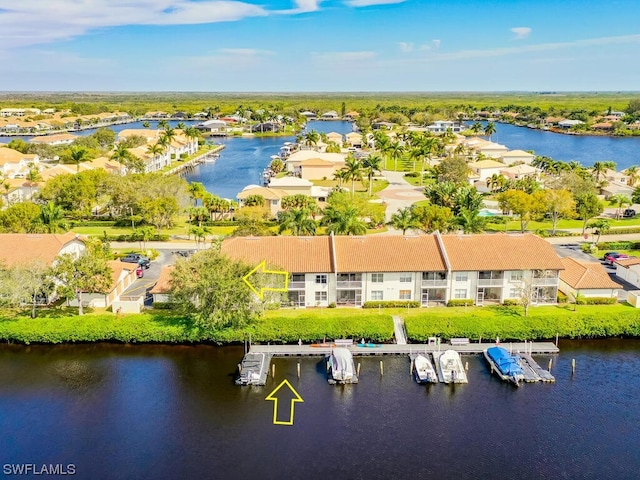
[177,122,186,130]
[609,194,631,219]
[157,119,168,130]
[456,207,486,233]
[69,145,89,173]
[389,207,416,234]
[591,160,616,183]
[188,182,207,206]
[142,121,150,128]
[361,154,382,197]
[146,143,165,170]
[188,206,209,227]
[277,208,317,236]
[162,126,177,144]
[322,205,367,235]
[483,122,496,141]
[470,122,483,135]
[189,225,210,249]
[112,143,134,173]
[25,165,42,198]
[587,219,610,244]
[625,165,640,186]
[303,130,319,149]
[388,141,404,171]
[341,156,362,197]
[38,201,65,233]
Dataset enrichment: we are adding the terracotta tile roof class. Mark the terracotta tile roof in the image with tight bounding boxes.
[150,265,175,294]
[0,232,84,267]
[615,257,640,268]
[300,158,334,167]
[221,236,333,273]
[332,235,446,272]
[108,260,137,290]
[237,186,288,200]
[560,257,622,290]
[501,149,534,158]
[441,233,565,271]
[29,133,77,144]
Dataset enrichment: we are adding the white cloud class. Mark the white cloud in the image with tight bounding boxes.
[511,27,532,40]
[345,0,406,7]
[275,0,325,14]
[419,39,441,51]
[0,1,268,49]
[399,42,413,53]
[313,51,377,66]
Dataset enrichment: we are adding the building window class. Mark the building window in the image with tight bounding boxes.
[371,273,384,283]
[371,291,383,301]
[510,271,523,281]
[454,289,467,299]
[509,288,519,298]
[315,274,327,284]
[291,274,305,282]
[455,273,468,282]
[399,290,411,300]
[399,273,412,283]
[315,292,327,302]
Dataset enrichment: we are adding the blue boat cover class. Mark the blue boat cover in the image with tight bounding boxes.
[487,347,523,376]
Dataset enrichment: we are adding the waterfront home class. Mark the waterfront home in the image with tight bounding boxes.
[371,121,394,130]
[284,150,346,176]
[500,149,535,165]
[558,257,621,300]
[500,164,539,181]
[427,120,464,134]
[118,129,162,143]
[603,169,627,185]
[29,133,78,146]
[150,266,175,304]
[221,233,564,307]
[592,122,614,131]
[558,119,584,129]
[196,119,227,134]
[468,160,505,184]
[474,142,509,159]
[0,108,41,117]
[236,185,288,216]
[74,261,138,309]
[0,232,85,268]
[268,176,313,195]
[600,181,634,199]
[344,111,360,120]
[300,111,316,120]
[321,111,339,120]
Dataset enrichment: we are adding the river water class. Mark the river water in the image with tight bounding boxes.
[1,340,639,479]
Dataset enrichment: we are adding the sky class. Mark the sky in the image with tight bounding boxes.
[0,0,639,91]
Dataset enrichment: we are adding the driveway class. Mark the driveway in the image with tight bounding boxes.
[376,170,425,222]
[120,249,183,306]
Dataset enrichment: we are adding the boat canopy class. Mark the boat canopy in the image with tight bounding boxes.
[487,347,523,376]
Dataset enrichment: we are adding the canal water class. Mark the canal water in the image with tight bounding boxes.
[1,340,639,479]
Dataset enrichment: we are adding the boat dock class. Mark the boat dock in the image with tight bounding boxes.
[237,342,558,386]
[520,354,556,383]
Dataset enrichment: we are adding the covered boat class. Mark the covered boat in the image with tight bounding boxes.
[327,348,358,384]
[414,354,438,384]
[437,350,468,384]
[484,346,524,386]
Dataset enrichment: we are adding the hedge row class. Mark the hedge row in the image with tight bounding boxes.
[404,308,640,342]
[447,299,474,307]
[575,297,617,305]
[362,301,420,309]
[597,241,640,250]
[0,311,396,345]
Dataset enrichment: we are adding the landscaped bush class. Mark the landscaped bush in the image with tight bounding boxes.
[69,220,116,228]
[557,292,568,303]
[362,301,420,309]
[575,297,617,305]
[404,172,419,178]
[597,241,640,250]
[404,305,640,341]
[502,299,520,306]
[447,299,474,307]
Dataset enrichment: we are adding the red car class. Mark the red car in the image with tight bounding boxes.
[136,266,144,278]
[605,253,629,265]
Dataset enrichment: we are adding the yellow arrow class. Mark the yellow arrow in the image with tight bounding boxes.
[242,260,289,300]
[265,379,304,426]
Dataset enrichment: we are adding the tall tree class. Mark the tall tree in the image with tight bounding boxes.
[37,201,66,233]
[69,145,89,173]
[277,207,317,236]
[389,207,416,234]
[341,156,362,197]
[321,205,367,235]
[608,194,631,220]
[587,219,610,244]
[483,122,496,141]
[410,204,453,233]
[361,154,382,197]
[575,192,604,235]
[544,189,576,235]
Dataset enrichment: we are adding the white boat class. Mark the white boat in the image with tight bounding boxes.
[436,350,468,384]
[327,347,358,384]
[414,354,438,384]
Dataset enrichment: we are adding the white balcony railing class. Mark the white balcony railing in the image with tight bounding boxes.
[421,279,448,287]
[336,281,363,289]
[477,278,505,287]
[532,277,558,286]
[288,281,306,289]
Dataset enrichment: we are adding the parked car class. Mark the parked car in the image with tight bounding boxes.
[604,252,629,265]
[121,254,151,269]
[602,251,619,261]
[623,208,636,218]
[136,266,144,278]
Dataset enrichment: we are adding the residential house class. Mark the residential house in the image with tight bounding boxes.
[345,132,363,148]
[321,111,339,120]
[196,119,228,134]
[268,177,313,196]
[300,111,317,120]
[150,265,175,303]
[500,164,539,181]
[284,150,346,176]
[426,120,464,134]
[221,233,564,307]
[371,121,394,130]
[236,185,289,216]
[344,111,360,120]
[118,129,161,144]
[79,261,138,308]
[0,148,40,179]
[0,232,85,268]
[558,119,584,128]
[474,142,509,159]
[615,258,640,289]
[500,149,535,165]
[325,132,344,145]
[468,160,506,184]
[603,169,627,185]
[0,108,41,117]
[559,257,621,300]
[30,133,78,146]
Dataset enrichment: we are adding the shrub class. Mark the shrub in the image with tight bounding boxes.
[502,299,520,306]
[447,299,474,307]
[597,241,639,250]
[557,292,568,304]
[404,172,419,178]
[328,302,336,308]
[152,302,176,310]
[362,301,420,309]
[576,297,617,305]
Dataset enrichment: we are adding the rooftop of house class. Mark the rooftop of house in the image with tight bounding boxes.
[29,133,78,144]
[150,265,175,294]
[559,257,622,290]
[501,149,534,158]
[0,232,84,267]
